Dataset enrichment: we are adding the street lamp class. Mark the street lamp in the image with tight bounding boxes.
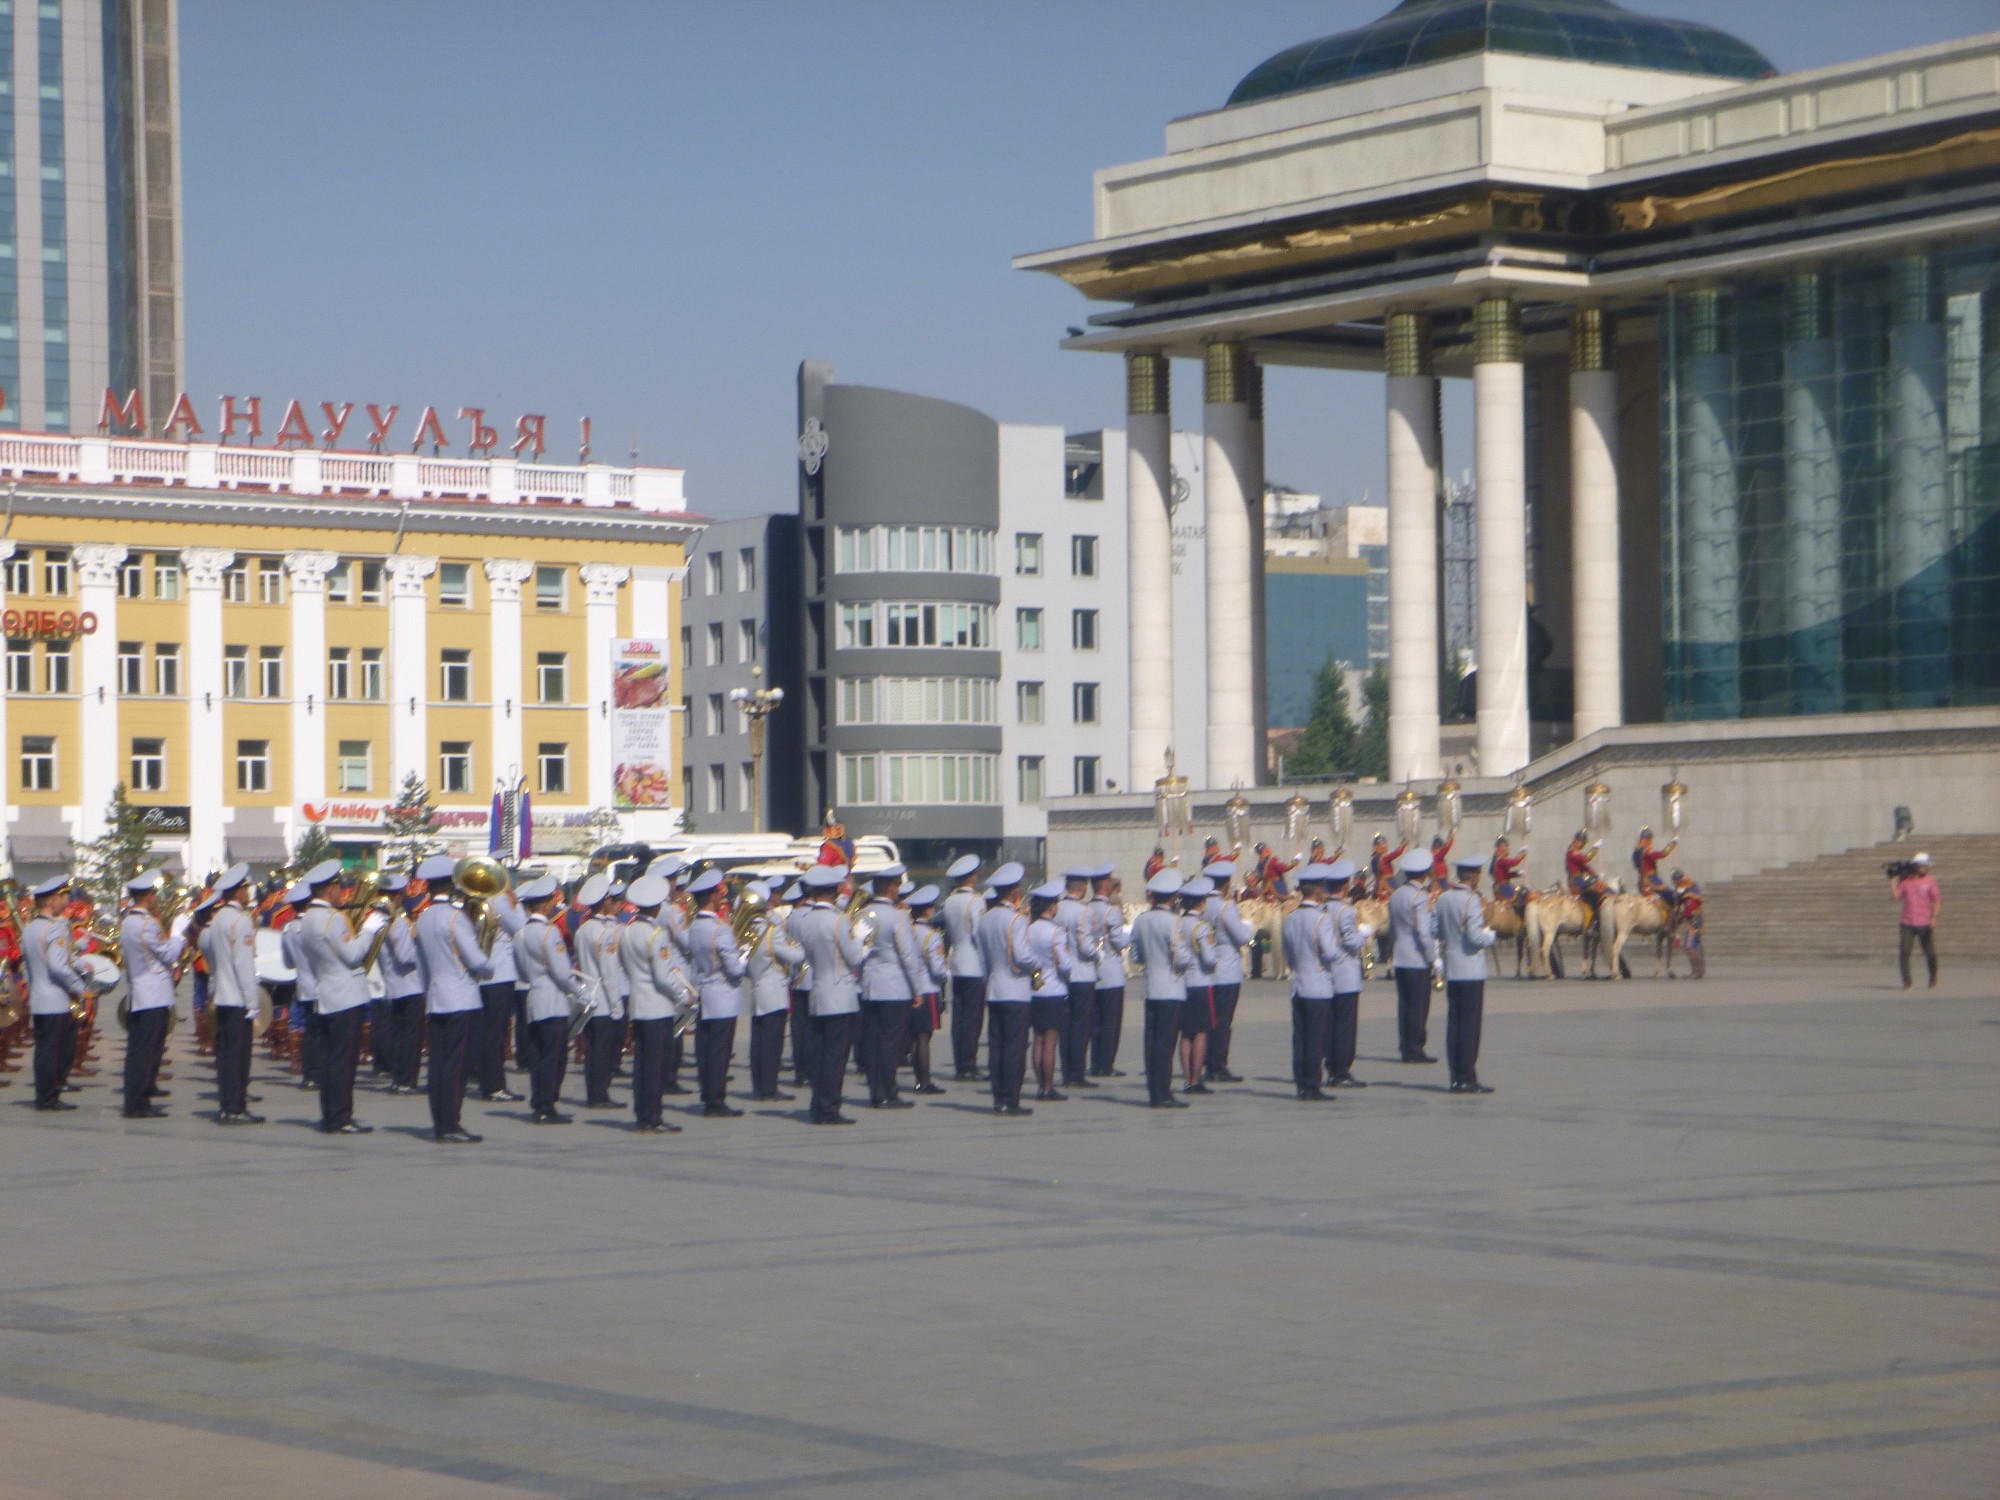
[728,667,786,833]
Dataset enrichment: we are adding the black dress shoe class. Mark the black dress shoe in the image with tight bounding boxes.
[1296,1088,1331,1101]
[585,1100,621,1110]
[814,1113,856,1126]
[1447,1081,1468,1093]
[662,1084,690,1095]
[146,1088,171,1098]
[1183,1082,1212,1095]
[219,1112,266,1125]
[1068,1077,1099,1089]
[1150,1098,1189,1110]
[635,1120,683,1133]
[483,1089,525,1102]
[703,1104,745,1118]
[247,1094,264,1102]
[757,1091,797,1102]
[1464,1081,1495,1094]
[1206,1069,1243,1083]
[1000,1104,1033,1116]
[914,1082,946,1095]
[331,1121,373,1135]
[122,1106,168,1119]
[1404,1052,1438,1064]
[436,1129,483,1143]
[1108,1069,1129,1078]
[1036,1089,1067,1102]
[882,1097,915,1109]
[34,1100,79,1112]
[532,1110,573,1124]
[1332,1074,1368,1088]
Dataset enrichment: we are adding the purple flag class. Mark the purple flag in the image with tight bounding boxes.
[518,788,532,859]
[489,791,504,855]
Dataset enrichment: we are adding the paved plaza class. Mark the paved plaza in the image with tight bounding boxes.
[2,961,1995,1499]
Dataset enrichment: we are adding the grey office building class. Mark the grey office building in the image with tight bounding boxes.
[796,361,1011,866]
[679,512,804,835]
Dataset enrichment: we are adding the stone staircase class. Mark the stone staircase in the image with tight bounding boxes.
[1699,834,2000,962]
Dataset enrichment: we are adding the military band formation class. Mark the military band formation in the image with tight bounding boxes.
[9,818,1713,1133]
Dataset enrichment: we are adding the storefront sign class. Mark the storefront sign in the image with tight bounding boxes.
[300,801,488,830]
[101,386,582,462]
[610,637,674,809]
[136,805,191,837]
[3,609,98,638]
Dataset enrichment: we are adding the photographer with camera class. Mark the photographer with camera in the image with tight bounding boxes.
[1889,852,1941,990]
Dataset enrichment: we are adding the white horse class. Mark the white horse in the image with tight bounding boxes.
[1603,891,1675,979]
[1523,890,1600,978]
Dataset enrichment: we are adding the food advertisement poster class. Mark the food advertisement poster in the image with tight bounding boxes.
[610,637,674,808]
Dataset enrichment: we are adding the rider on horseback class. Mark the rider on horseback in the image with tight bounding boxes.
[1428,833,1455,883]
[1566,830,1604,931]
[1369,834,1404,902]
[1490,837,1529,918]
[1632,829,1678,912]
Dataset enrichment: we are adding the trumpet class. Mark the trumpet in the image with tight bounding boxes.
[453,855,509,955]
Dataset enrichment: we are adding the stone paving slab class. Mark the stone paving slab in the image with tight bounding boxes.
[0,962,1993,1498]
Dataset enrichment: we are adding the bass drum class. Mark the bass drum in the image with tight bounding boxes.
[254,928,296,986]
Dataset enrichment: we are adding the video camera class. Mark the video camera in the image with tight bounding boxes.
[1883,859,1925,881]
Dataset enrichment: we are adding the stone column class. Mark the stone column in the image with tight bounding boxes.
[1678,288,1740,718]
[285,552,337,813]
[1246,361,1268,782]
[580,563,630,809]
[1569,306,1622,739]
[1385,311,1442,782]
[1471,299,1530,776]
[72,543,126,841]
[384,555,437,793]
[1203,341,1258,789]
[183,548,235,872]
[484,559,534,791]
[1125,351,1174,787]
[1784,272,1842,713]
[1888,252,1949,702]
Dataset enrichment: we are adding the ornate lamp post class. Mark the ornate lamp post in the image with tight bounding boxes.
[728,667,786,834]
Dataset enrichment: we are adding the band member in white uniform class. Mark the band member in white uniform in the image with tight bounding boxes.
[940,855,987,1081]
[1388,849,1440,1064]
[198,863,261,1122]
[1436,853,1499,1093]
[373,873,426,1093]
[1127,868,1192,1109]
[973,861,1035,1114]
[413,854,492,1142]
[516,875,585,1123]
[292,859,387,1134]
[1055,867,1099,1089]
[1175,877,1220,1095]
[1087,863,1129,1077]
[906,885,948,1096]
[120,872,190,1119]
[474,878,527,1104]
[1026,881,1074,1102]
[684,870,747,1117]
[24,875,90,1111]
[1321,859,1372,1090]
[1282,864,1340,1099]
[857,863,925,1110]
[619,875,681,1132]
[745,880,804,1103]
[1199,861,1255,1083]
[572,874,626,1109]
[788,865,868,1125]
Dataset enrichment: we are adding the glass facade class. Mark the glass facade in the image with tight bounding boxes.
[0,4,16,424]
[37,2,66,430]
[1661,246,2000,720]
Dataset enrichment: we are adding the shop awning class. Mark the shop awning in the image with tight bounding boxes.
[9,834,74,862]
[227,834,290,864]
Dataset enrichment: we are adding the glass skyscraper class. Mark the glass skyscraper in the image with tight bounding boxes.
[1,0,181,435]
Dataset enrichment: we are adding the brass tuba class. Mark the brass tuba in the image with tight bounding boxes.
[729,881,769,947]
[453,855,509,954]
[845,882,878,947]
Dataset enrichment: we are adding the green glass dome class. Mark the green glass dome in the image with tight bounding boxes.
[1229,0,1775,106]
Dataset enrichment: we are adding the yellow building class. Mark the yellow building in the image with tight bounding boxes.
[0,433,700,877]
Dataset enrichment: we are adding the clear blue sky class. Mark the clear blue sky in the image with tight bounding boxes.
[180,1,1993,518]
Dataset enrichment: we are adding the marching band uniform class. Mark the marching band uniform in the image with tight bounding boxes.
[1282,867,1340,1098]
[775,879,814,1090]
[1388,851,1439,1063]
[1028,886,1075,1101]
[1177,880,1220,1092]
[293,862,385,1134]
[120,877,188,1118]
[475,888,527,1103]
[789,867,868,1124]
[279,894,321,1088]
[620,877,685,1131]
[1056,871,1099,1087]
[25,877,89,1111]
[516,877,585,1122]
[376,879,426,1091]
[687,872,748,1117]
[1199,862,1254,1083]
[656,860,693,1094]
[973,864,1035,1113]
[940,856,987,1081]
[1436,854,1498,1093]
[413,855,493,1141]
[908,891,948,1094]
[199,865,261,1120]
[749,887,804,1101]
[1087,866,1129,1076]
[1322,861,1370,1088]
[858,867,925,1109]
[573,876,625,1108]
[1127,870,1191,1108]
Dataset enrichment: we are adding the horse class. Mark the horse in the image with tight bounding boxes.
[1602,891,1675,978]
[1239,893,1300,979]
[1483,897,1530,978]
[1523,890,1598,978]
[1352,895,1390,976]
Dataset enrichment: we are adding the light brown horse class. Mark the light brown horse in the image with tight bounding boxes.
[1603,891,1675,978]
[1239,894,1300,979]
[1524,890,1599,978]
[1483,897,1530,978]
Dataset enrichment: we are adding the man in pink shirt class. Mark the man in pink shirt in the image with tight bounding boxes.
[1893,853,1942,990]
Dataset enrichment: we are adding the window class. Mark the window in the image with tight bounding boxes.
[222,563,248,603]
[44,643,70,693]
[258,645,285,698]
[327,647,351,700]
[326,559,350,604]
[680,626,692,668]
[152,554,180,600]
[739,619,757,665]
[130,738,165,793]
[534,565,565,612]
[440,648,471,702]
[440,741,472,794]
[1072,682,1100,724]
[839,602,875,648]
[881,754,994,805]
[336,740,371,793]
[537,741,568,793]
[21,735,55,790]
[706,693,724,736]
[6,640,32,693]
[257,559,284,605]
[1017,681,1044,724]
[359,648,384,700]
[836,526,996,575]
[874,601,992,649]
[3,555,30,594]
[438,562,470,607]
[706,622,723,666]
[836,526,875,575]
[1072,608,1099,651]
[738,547,757,591]
[154,644,180,696]
[849,676,998,725]
[1071,535,1098,578]
[117,641,142,695]
[842,753,877,805]
[1015,533,1042,575]
[680,695,692,738]
[236,739,269,793]
[707,764,725,811]
[1074,756,1101,796]
[358,560,384,605]
[840,677,877,724]
[740,762,755,812]
[42,550,69,596]
[224,645,248,697]
[705,552,724,595]
[117,559,143,598]
[1018,755,1044,805]
[536,651,566,704]
[1017,608,1043,651]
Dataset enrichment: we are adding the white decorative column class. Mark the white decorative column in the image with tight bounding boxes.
[285,552,337,813]
[484,559,533,790]
[1245,361,1268,780]
[1385,311,1442,782]
[1472,298,1530,777]
[72,543,127,840]
[1202,341,1257,789]
[183,548,235,872]
[1785,272,1841,713]
[1569,306,1623,740]
[580,563,630,808]
[1125,351,1174,787]
[384,555,437,793]
[1679,288,1740,718]
[1888,252,1949,701]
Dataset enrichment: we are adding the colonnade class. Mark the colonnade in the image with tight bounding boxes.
[1124,298,1627,789]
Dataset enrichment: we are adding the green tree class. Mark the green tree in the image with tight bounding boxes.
[1289,657,1359,779]
[1355,662,1390,781]
[382,772,444,873]
[291,822,336,875]
[76,784,157,907]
